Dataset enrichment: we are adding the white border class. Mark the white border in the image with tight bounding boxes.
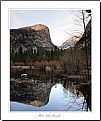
[1,1,100,120]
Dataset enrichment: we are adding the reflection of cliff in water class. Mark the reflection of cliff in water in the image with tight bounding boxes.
[10,80,54,106]
[10,69,87,107]
[11,84,87,111]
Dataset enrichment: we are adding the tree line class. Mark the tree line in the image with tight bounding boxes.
[11,44,91,77]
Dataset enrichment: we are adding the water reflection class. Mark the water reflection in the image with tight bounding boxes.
[10,84,87,111]
[11,68,58,83]
[10,69,84,107]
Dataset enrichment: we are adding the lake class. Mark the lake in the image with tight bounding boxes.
[10,83,87,111]
[10,68,87,110]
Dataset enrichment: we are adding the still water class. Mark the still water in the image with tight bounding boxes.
[11,83,87,111]
[10,68,84,85]
[10,68,85,110]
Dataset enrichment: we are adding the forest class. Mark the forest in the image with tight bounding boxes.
[11,44,91,77]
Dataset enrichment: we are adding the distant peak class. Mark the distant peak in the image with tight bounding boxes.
[31,24,48,30]
[18,24,48,31]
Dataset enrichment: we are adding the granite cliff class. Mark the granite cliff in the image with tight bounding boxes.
[10,24,54,53]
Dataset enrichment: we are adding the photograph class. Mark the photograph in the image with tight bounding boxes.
[10,9,91,112]
[1,1,100,120]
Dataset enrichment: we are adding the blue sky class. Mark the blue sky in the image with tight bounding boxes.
[10,10,85,46]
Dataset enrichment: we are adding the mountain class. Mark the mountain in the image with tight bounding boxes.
[10,24,55,53]
[59,19,91,50]
[60,33,83,50]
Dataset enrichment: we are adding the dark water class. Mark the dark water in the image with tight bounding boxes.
[10,68,91,111]
[11,68,68,86]
[10,68,86,85]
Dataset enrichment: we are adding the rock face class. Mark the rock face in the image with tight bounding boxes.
[59,19,91,50]
[60,33,83,50]
[10,24,54,53]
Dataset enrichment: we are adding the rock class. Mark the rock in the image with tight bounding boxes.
[10,24,55,53]
[45,66,53,71]
[60,33,83,50]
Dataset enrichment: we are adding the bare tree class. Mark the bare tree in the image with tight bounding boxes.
[65,10,91,82]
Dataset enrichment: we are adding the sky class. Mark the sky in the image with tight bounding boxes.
[10,10,87,46]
